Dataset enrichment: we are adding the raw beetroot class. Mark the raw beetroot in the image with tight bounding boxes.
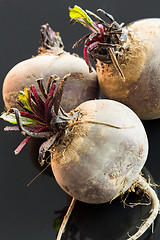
[96,18,160,120]
[51,99,148,204]
[52,99,159,240]
[69,5,160,120]
[2,23,98,113]
[1,7,159,240]
[1,76,159,240]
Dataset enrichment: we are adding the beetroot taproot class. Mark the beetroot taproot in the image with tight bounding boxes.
[96,18,160,120]
[2,24,98,113]
[1,75,159,240]
[51,99,158,240]
[69,5,160,119]
[51,99,148,204]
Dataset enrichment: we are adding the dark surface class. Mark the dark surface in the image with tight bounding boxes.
[1,0,160,240]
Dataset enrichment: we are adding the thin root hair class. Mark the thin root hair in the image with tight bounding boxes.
[68,120,135,130]
[127,175,160,240]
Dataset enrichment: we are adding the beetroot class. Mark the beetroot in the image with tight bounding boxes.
[2,23,98,112]
[69,5,160,120]
[1,76,159,240]
[51,99,148,204]
[52,99,159,240]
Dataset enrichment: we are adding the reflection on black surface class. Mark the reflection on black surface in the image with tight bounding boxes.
[1,1,160,240]
[28,139,160,240]
[71,195,155,240]
[142,119,160,184]
[52,168,159,240]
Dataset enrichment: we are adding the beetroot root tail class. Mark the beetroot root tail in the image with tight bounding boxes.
[127,174,160,240]
[56,197,76,240]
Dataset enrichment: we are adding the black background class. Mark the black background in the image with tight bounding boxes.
[1,0,160,240]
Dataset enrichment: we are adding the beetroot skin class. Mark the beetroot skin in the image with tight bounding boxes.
[69,6,160,119]
[1,14,159,240]
[2,24,99,113]
[51,99,148,204]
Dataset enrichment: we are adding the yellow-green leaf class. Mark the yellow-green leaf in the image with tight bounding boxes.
[0,112,37,125]
[69,5,99,32]
[19,89,32,112]
[69,5,92,25]
[19,89,40,115]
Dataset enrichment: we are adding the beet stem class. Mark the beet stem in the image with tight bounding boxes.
[127,175,160,240]
[38,134,58,166]
[12,108,53,138]
[53,73,70,116]
[46,75,59,94]
[107,47,125,81]
[36,78,47,99]
[56,197,76,240]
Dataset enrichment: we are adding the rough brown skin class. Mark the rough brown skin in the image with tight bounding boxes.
[51,99,148,204]
[52,99,159,240]
[96,18,160,120]
[2,52,98,112]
